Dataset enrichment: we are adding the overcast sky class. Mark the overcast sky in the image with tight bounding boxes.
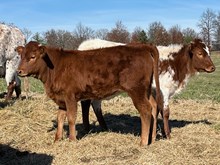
[0,0,219,33]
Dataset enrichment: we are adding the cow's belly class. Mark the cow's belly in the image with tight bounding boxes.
[77,88,122,101]
[153,70,191,109]
[45,82,123,108]
[153,70,179,108]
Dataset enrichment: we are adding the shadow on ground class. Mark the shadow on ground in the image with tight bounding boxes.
[49,113,212,141]
[0,144,53,165]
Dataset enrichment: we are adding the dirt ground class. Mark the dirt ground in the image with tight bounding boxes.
[0,94,219,165]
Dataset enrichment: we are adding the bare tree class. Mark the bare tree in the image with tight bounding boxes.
[32,32,45,44]
[213,12,220,50]
[198,8,216,46]
[44,29,58,47]
[148,21,170,45]
[22,28,32,43]
[56,30,75,49]
[106,20,130,43]
[44,29,75,49]
[168,25,183,44]
[72,22,95,48]
[95,28,109,39]
[182,28,198,44]
[131,27,148,43]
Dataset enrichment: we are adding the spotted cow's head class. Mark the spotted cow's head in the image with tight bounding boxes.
[189,39,215,73]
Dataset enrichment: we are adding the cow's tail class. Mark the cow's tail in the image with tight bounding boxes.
[150,45,163,111]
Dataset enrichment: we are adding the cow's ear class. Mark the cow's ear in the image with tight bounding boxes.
[15,46,24,56]
[188,41,195,58]
[189,41,196,53]
[189,41,195,49]
[39,46,47,58]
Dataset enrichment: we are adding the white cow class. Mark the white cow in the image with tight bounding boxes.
[0,24,25,100]
[78,38,125,50]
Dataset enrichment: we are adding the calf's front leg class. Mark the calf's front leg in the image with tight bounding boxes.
[65,95,77,141]
[55,108,66,141]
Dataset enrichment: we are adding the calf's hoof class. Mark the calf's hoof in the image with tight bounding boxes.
[140,140,149,147]
[166,133,171,139]
[69,135,76,141]
[54,134,62,142]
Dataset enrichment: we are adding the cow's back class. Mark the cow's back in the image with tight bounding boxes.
[78,39,125,50]
[47,45,154,101]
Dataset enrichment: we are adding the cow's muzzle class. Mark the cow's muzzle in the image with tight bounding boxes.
[17,70,27,77]
[205,65,215,73]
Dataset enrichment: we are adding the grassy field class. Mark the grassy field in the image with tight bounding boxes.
[173,51,220,102]
[0,52,219,165]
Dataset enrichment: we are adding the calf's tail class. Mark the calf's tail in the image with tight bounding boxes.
[150,45,163,111]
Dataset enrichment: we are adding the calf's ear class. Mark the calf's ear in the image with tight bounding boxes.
[15,46,24,56]
[39,46,47,58]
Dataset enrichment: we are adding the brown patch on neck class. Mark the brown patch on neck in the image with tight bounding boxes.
[159,45,195,83]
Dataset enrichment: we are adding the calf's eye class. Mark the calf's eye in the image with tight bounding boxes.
[30,55,36,59]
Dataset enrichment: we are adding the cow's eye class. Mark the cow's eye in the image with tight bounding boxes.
[30,55,36,59]
[198,52,203,57]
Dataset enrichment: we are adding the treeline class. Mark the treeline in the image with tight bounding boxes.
[23,21,199,50]
[3,8,220,50]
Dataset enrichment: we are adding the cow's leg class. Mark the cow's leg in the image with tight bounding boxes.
[81,100,92,131]
[162,105,171,139]
[65,96,77,141]
[5,59,18,100]
[91,100,108,131]
[14,75,21,99]
[149,95,158,143]
[15,84,21,99]
[5,81,16,101]
[55,108,67,142]
[129,91,152,146]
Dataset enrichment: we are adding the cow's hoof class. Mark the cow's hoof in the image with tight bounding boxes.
[68,135,76,141]
[166,134,171,139]
[54,134,62,142]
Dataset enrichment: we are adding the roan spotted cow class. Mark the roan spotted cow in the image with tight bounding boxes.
[78,38,215,140]
[16,41,162,146]
[0,24,26,100]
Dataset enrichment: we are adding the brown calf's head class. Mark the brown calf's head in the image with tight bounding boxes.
[16,41,46,77]
[189,39,215,73]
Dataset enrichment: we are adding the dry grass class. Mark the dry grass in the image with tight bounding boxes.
[0,94,219,165]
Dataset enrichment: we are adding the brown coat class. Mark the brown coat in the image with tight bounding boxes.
[17,41,162,146]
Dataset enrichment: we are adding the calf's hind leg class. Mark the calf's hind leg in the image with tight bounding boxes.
[129,91,152,146]
[149,95,159,143]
